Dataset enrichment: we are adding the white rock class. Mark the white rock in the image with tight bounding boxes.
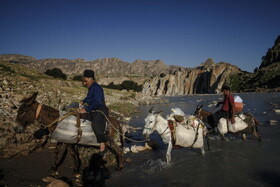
[145,143,152,150]
[273,109,280,114]
[123,147,130,154]
[135,145,147,152]
[3,80,9,86]
[269,120,278,125]
[130,145,139,153]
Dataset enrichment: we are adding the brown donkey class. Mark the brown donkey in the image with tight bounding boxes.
[194,105,262,141]
[15,92,124,182]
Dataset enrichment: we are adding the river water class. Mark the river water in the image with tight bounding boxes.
[107,92,280,187]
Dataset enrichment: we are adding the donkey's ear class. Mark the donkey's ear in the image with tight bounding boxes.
[149,107,154,114]
[198,105,203,110]
[21,92,38,105]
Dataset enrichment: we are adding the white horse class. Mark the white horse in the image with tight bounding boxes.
[142,108,207,164]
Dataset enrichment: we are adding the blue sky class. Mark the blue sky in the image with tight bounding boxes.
[0,0,279,72]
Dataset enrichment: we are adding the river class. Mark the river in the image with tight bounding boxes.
[106,92,280,187]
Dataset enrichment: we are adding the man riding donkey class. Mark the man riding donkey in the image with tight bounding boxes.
[77,70,109,156]
[208,85,235,130]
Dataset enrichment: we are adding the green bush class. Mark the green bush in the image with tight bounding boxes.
[45,68,67,79]
[104,80,143,92]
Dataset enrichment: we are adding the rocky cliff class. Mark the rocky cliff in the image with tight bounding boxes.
[1,35,279,96]
[0,55,240,95]
[142,59,240,96]
[260,35,280,68]
[226,35,280,92]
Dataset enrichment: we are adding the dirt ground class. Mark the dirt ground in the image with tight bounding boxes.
[0,148,121,187]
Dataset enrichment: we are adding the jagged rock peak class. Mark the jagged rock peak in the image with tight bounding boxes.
[260,35,280,69]
[199,58,215,68]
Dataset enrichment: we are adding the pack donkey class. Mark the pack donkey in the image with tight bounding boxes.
[194,105,261,141]
[14,92,124,183]
[143,108,207,164]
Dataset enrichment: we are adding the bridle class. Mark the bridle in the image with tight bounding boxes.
[144,114,170,137]
[35,103,43,120]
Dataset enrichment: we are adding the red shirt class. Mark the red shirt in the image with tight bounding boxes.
[221,94,234,112]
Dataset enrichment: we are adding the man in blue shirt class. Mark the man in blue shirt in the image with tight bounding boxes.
[78,70,109,155]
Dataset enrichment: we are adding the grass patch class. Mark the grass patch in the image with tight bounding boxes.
[108,102,137,116]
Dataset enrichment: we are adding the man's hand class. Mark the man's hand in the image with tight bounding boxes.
[77,108,86,113]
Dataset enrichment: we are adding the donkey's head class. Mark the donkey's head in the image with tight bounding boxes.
[194,105,203,118]
[142,107,163,140]
[15,92,39,133]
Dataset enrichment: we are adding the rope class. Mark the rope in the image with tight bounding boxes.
[43,111,77,129]
[42,108,148,143]
[93,110,148,143]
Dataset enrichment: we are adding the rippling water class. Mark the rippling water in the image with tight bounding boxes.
[107,92,280,187]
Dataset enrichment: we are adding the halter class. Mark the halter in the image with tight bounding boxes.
[144,115,170,137]
[35,103,43,120]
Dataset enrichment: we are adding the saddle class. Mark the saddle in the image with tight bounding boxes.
[167,119,184,149]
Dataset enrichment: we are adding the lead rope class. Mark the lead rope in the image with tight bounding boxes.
[38,106,148,143]
[92,110,148,143]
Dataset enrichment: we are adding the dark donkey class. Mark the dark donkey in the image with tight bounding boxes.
[15,92,124,181]
[194,105,262,141]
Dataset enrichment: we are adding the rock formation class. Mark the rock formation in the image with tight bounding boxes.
[260,35,280,68]
[142,59,240,96]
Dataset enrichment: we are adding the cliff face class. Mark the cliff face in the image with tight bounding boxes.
[260,35,280,69]
[142,59,240,96]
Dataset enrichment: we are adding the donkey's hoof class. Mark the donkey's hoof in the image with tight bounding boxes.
[73,174,82,187]
[49,171,59,178]
[42,176,56,183]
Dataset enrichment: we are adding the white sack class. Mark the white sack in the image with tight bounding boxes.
[234,96,243,103]
[171,107,185,116]
[51,115,100,146]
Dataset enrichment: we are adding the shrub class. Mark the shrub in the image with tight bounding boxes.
[73,75,83,81]
[45,68,67,79]
[104,80,143,92]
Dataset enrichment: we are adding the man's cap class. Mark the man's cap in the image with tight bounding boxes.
[83,70,95,78]
[221,85,230,91]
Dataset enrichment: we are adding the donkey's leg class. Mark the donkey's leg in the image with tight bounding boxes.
[67,144,81,174]
[253,125,262,142]
[166,142,173,165]
[219,133,226,141]
[241,133,246,141]
[66,144,82,185]
[50,143,67,177]
[106,138,124,170]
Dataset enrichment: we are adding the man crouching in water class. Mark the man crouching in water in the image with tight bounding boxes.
[77,69,109,156]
